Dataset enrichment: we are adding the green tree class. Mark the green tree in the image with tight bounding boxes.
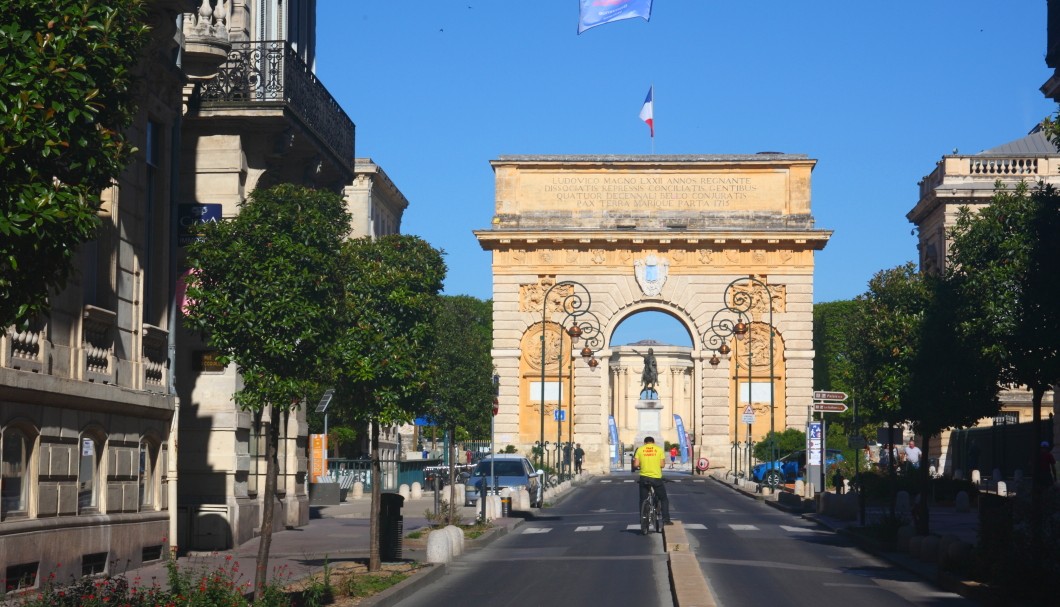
[753,427,806,461]
[426,295,494,520]
[850,263,929,432]
[905,272,1001,533]
[0,0,151,326]
[948,181,1060,491]
[184,184,350,599]
[813,299,862,433]
[331,235,445,572]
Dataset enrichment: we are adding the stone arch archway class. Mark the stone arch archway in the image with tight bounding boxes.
[477,155,831,473]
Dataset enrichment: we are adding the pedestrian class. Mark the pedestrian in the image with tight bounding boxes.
[904,439,922,470]
[831,466,845,494]
[879,444,891,470]
[669,445,678,469]
[563,443,572,473]
[1035,441,1057,492]
[574,443,585,474]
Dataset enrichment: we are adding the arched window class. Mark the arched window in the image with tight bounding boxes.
[139,439,158,509]
[78,432,103,513]
[1,427,30,519]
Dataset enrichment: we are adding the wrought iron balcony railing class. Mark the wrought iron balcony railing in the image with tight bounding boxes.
[199,40,354,167]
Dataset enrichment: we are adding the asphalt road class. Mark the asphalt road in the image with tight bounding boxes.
[395,472,975,606]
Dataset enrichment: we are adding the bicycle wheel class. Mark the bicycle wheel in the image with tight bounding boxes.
[640,498,652,535]
[653,497,662,533]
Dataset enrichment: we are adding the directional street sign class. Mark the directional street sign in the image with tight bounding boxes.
[813,390,848,402]
[812,401,848,413]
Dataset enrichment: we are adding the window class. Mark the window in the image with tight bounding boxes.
[1,428,29,518]
[78,434,101,513]
[139,441,157,509]
[4,562,38,592]
[81,552,107,576]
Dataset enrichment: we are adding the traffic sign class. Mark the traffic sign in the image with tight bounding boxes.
[813,402,848,413]
[741,405,755,424]
[813,390,848,402]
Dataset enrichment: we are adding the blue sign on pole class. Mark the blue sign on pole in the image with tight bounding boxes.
[553,409,566,422]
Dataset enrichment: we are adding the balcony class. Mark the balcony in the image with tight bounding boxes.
[197,40,355,177]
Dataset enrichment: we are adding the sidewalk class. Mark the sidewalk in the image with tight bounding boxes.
[122,491,490,592]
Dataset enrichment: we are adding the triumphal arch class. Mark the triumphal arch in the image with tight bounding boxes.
[475,155,832,473]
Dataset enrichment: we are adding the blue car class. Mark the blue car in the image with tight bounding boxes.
[751,449,844,486]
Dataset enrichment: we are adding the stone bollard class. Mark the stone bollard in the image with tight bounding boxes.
[351,481,364,500]
[938,535,961,569]
[908,535,924,559]
[955,491,971,513]
[920,535,940,563]
[445,525,464,557]
[897,524,915,551]
[794,480,805,496]
[896,491,911,517]
[486,495,501,520]
[997,481,1008,496]
[452,483,465,505]
[971,469,981,485]
[398,484,410,499]
[953,468,963,480]
[426,528,453,563]
[761,485,772,496]
[992,469,1003,489]
[410,482,423,500]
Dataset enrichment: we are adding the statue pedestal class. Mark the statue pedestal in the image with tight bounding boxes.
[635,399,661,444]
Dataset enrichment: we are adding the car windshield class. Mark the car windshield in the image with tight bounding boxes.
[473,461,525,477]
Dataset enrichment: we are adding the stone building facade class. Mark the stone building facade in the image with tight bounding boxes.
[477,155,831,474]
[0,0,193,591]
[173,0,359,552]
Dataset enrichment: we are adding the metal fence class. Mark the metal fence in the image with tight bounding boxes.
[948,417,1053,482]
[326,458,440,492]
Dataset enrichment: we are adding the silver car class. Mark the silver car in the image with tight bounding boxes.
[464,455,543,508]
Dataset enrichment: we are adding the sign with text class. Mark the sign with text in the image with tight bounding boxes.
[309,434,328,483]
[178,203,222,246]
[812,391,848,401]
[992,411,1019,425]
[807,421,823,466]
[812,402,848,413]
[741,405,755,424]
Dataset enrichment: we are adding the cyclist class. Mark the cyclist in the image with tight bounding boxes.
[633,436,672,525]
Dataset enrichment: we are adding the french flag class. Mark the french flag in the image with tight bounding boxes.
[639,86,654,137]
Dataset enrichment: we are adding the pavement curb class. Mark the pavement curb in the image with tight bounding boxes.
[359,563,447,607]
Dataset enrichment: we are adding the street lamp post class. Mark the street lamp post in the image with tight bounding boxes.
[724,276,777,483]
[556,309,603,478]
[705,276,777,485]
[539,280,596,484]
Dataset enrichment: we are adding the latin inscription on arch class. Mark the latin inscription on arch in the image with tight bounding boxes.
[527,172,787,212]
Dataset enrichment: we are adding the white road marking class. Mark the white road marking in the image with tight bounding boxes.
[575,526,603,532]
[781,525,827,534]
[683,523,707,530]
[522,527,551,534]
[599,479,612,483]
[729,524,759,531]
[626,524,642,531]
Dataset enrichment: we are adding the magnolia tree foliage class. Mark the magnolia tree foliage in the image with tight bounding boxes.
[0,0,150,326]
[428,295,494,439]
[330,234,445,572]
[850,263,929,428]
[947,181,1060,445]
[183,184,350,597]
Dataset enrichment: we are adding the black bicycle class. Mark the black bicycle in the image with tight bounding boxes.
[640,481,662,535]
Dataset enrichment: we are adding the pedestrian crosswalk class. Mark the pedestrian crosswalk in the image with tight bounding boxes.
[519,523,825,535]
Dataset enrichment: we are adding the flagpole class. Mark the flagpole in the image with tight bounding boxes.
[650,83,655,155]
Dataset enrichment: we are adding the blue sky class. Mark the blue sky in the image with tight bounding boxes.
[317,1,1055,345]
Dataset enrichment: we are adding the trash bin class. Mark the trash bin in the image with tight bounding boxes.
[500,496,511,518]
[379,492,405,562]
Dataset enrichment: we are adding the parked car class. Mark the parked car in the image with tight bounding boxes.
[751,449,844,486]
[464,455,543,508]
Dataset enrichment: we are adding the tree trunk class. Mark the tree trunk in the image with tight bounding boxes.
[253,404,279,600]
[368,420,382,572]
